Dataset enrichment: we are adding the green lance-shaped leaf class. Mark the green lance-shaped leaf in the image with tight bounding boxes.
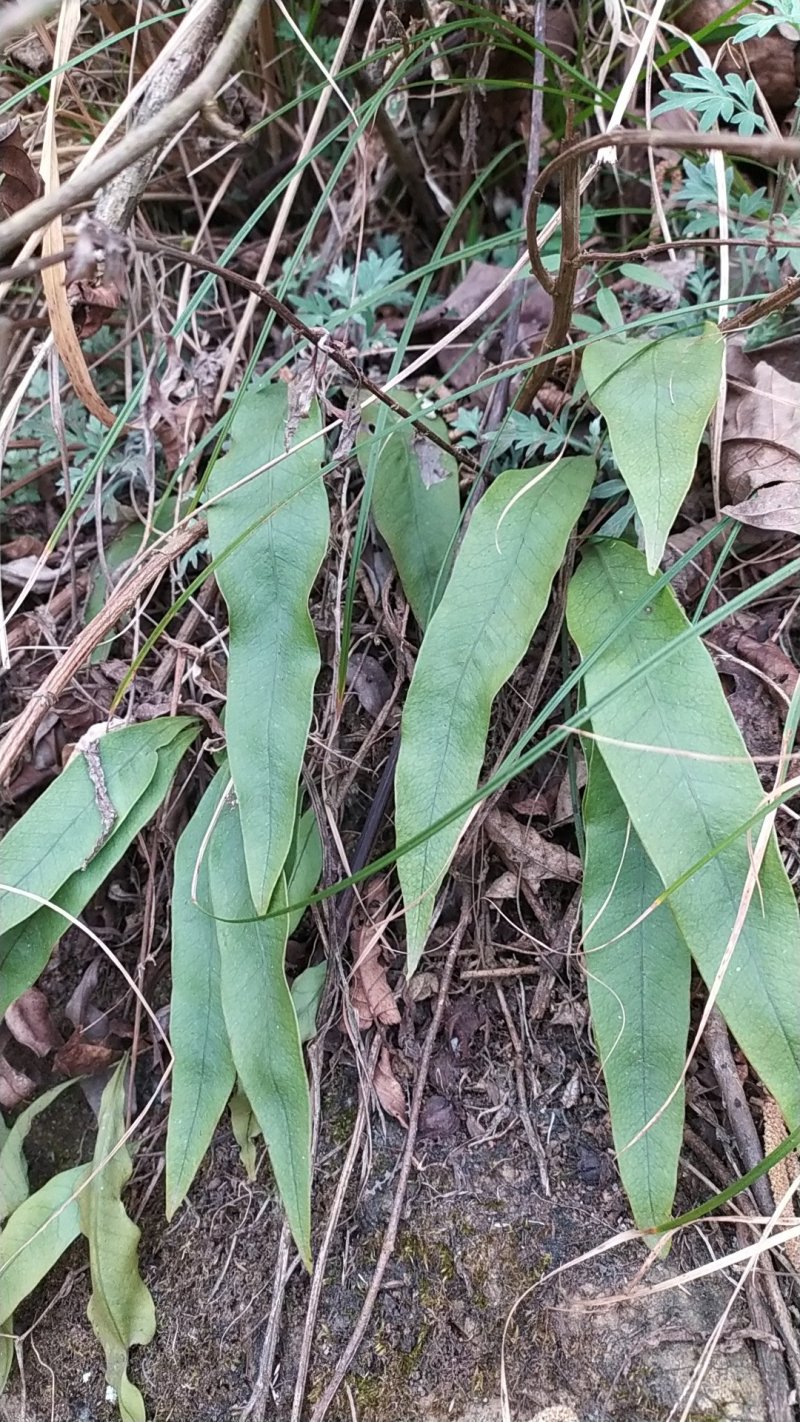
[357,390,461,628]
[0,1165,87,1320]
[395,457,595,975]
[166,768,235,1219]
[582,748,690,1229]
[285,806,323,936]
[568,539,800,1128]
[229,1087,260,1181]
[582,324,723,573]
[0,719,197,1017]
[209,792,312,1266]
[0,1081,76,1223]
[80,1063,155,1422]
[206,379,329,914]
[291,962,327,1044]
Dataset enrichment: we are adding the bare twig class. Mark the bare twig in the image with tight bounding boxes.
[133,237,480,474]
[514,142,581,413]
[306,899,471,1422]
[240,1223,296,1422]
[484,0,546,431]
[94,0,235,234]
[0,518,205,784]
[289,1036,382,1422]
[0,0,263,258]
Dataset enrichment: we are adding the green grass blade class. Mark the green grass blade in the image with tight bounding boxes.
[357,390,461,628]
[205,380,329,914]
[396,457,595,974]
[209,794,312,1266]
[568,539,800,1128]
[166,768,235,1219]
[80,1064,156,1422]
[583,747,690,1229]
[582,324,723,572]
[0,720,197,1017]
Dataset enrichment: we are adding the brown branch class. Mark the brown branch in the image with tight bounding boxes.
[0,518,205,785]
[0,0,263,259]
[514,144,581,413]
[133,237,480,474]
[93,0,235,235]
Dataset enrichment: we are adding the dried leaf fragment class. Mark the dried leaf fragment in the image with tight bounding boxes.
[0,117,40,218]
[5,988,62,1056]
[350,926,401,1030]
[373,1046,407,1126]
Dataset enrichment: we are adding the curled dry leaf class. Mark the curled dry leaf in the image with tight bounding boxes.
[5,988,62,1056]
[350,925,401,1030]
[0,117,40,218]
[722,361,800,534]
[373,1046,407,1126]
[0,1055,36,1110]
[485,809,582,902]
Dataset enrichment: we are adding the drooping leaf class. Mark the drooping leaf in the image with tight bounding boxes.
[80,1063,155,1422]
[229,1087,260,1181]
[395,457,595,974]
[582,747,690,1229]
[206,379,329,913]
[166,768,235,1220]
[358,390,461,628]
[208,793,312,1266]
[0,1081,75,1223]
[568,539,800,1128]
[291,962,327,1044]
[0,1165,86,1320]
[0,1323,11,1393]
[0,719,196,1017]
[285,807,323,936]
[582,324,723,573]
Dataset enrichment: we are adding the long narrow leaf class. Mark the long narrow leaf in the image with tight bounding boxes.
[166,768,235,1219]
[80,1064,155,1422]
[209,793,312,1266]
[0,1165,86,1319]
[582,748,690,1229]
[568,539,800,1127]
[206,380,329,913]
[395,458,595,974]
[358,390,461,628]
[0,717,189,939]
[0,719,196,1016]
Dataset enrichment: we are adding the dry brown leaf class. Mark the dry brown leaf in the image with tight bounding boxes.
[0,117,40,218]
[485,809,582,900]
[54,1031,117,1078]
[373,1046,407,1126]
[0,1054,36,1109]
[724,482,800,534]
[5,987,62,1056]
[350,926,401,1030]
[138,337,218,471]
[39,0,118,431]
[721,361,800,534]
[729,631,799,699]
